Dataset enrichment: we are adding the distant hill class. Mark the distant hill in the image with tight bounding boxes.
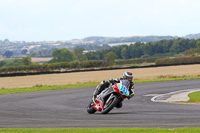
[184,33,200,39]
[82,36,177,44]
[83,36,105,41]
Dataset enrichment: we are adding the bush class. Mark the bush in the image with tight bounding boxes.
[68,61,80,69]
[80,60,104,68]
[155,56,200,65]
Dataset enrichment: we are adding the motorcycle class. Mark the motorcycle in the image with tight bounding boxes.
[87,79,131,114]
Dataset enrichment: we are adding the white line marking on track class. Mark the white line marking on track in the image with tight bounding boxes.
[151,88,200,102]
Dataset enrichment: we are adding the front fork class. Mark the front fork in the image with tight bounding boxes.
[92,96,96,103]
[105,94,114,105]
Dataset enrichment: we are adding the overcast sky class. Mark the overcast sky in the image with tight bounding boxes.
[0,0,200,41]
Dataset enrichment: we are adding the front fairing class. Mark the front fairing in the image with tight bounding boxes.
[113,80,130,99]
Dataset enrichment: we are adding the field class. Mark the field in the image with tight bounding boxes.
[31,57,52,63]
[0,57,52,63]
[0,128,200,133]
[0,64,200,89]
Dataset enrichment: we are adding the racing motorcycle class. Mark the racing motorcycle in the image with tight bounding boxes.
[87,80,131,114]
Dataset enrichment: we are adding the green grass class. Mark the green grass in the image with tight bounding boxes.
[0,128,200,133]
[187,91,200,103]
[0,75,200,95]
[134,75,200,83]
[113,62,155,67]
[0,83,98,95]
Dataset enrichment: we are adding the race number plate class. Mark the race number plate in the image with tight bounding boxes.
[117,83,129,96]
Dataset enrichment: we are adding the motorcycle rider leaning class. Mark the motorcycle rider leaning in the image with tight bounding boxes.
[93,71,135,108]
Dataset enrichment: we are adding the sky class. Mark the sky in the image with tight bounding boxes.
[0,0,200,42]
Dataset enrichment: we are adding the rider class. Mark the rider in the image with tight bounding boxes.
[93,71,135,108]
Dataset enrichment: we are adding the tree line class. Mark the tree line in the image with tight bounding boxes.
[1,38,200,74]
[83,38,200,60]
[3,38,200,61]
[43,38,200,63]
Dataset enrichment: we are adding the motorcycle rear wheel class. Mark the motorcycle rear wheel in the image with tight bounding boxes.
[101,95,119,114]
[87,100,97,114]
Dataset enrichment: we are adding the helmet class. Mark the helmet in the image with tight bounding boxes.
[123,71,133,81]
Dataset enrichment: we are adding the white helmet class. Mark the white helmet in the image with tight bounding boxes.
[123,71,133,81]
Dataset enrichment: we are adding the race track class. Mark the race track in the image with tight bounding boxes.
[0,79,200,128]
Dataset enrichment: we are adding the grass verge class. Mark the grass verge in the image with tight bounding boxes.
[0,75,200,95]
[134,75,200,83]
[0,83,98,95]
[0,128,200,133]
[186,91,200,103]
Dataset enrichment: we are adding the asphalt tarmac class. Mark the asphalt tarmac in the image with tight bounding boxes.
[0,79,200,128]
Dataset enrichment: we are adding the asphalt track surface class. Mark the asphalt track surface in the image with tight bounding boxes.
[0,79,200,128]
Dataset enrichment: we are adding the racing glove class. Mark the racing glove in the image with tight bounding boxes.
[127,87,135,100]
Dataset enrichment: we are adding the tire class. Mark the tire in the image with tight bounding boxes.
[101,95,119,114]
[87,100,97,114]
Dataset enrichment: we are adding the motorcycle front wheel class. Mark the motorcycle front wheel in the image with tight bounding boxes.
[101,95,119,114]
[87,100,97,114]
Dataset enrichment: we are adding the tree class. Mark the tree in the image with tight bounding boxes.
[30,51,39,57]
[162,40,173,53]
[39,49,53,57]
[104,52,117,66]
[3,50,13,58]
[0,60,6,67]
[85,52,100,60]
[21,49,28,55]
[74,48,85,57]
[129,43,143,58]
[21,56,32,65]
[183,48,196,56]
[121,46,130,59]
[50,48,74,63]
[110,45,125,59]
[197,41,200,54]
[170,43,181,53]
[73,48,87,61]
[141,43,154,56]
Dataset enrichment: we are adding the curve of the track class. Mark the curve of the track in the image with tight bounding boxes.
[0,79,200,128]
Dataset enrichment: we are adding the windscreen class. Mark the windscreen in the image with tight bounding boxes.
[120,80,130,89]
